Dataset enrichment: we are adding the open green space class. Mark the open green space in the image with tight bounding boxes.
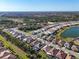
[0,35,29,59]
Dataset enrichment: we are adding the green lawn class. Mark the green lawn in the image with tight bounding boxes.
[0,35,29,59]
[25,31,32,35]
[38,50,49,59]
[62,37,73,42]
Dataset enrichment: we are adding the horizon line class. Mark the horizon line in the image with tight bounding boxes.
[0,11,79,12]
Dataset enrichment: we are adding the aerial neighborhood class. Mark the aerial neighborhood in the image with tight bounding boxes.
[0,12,79,59]
[0,0,79,59]
[2,21,79,59]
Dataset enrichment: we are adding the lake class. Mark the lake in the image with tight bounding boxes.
[61,26,79,38]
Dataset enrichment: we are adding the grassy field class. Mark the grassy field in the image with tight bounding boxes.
[0,35,29,59]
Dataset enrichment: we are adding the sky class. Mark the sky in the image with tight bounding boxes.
[0,0,79,11]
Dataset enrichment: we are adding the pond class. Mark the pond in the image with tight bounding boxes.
[61,26,79,38]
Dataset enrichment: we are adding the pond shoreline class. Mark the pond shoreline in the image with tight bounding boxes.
[56,24,79,42]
